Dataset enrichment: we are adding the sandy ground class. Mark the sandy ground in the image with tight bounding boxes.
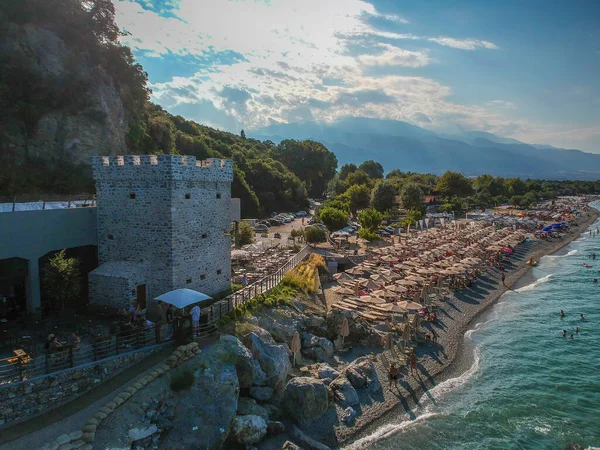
[304,210,600,449]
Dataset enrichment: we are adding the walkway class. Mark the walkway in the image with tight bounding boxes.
[0,344,175,449]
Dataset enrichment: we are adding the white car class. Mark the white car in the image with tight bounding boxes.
[295,211,308,217]
[254,224,269,232]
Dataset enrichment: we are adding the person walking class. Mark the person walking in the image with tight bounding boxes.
[241,274,248,288]
[190,304,201,338]
[166,304,174,340]
[409,350,417,377]
[388,363,399,390]
[501,273,506,286]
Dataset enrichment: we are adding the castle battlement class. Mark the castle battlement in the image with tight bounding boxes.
[92,155,234,182]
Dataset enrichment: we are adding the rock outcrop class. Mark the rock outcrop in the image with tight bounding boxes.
[301,332,334,362]
[284,377,329,421]
[206,335,267,388]
[245,332,291,392]
[329,376,359,407]
[230,415,268,445]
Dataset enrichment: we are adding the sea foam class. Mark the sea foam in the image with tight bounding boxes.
[514,274,552,292]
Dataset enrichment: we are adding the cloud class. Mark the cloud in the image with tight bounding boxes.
[487,100,517,109]
[428,37,499,50]
[358,44,432,68]
[115,0,512,138]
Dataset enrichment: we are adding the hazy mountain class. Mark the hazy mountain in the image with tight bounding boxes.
[253,118,600,180]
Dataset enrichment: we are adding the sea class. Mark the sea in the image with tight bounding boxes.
[349,201,600,450]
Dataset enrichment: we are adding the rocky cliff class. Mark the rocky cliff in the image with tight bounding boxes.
[1,22,129,164]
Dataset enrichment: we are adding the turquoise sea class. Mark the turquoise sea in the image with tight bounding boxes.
[350,202,600,450]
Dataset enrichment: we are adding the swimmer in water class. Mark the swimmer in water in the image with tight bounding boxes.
[575,326,579,333]
[562,330,567,337]
[560,310,565,318]
[569,334,574,340]
[580,314,585,321]
[594,279,598,283]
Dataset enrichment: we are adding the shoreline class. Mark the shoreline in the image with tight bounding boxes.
[334,207,600,449]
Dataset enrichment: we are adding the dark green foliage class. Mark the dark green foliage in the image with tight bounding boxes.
[170,369,195,392]
[357,208,382,231]
[41,249,81,312]
[304,226,326,244]
[237,222,255,246]
[344,184,371,215]
[370,180,397,212]
[436,171,474,198]
[399,182,425,210]
[358,160,384,179]
[320,207,348,231]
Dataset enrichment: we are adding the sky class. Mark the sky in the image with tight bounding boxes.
[113,0,600,152]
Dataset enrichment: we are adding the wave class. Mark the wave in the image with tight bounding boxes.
[543,249,578,259]
[514,274,553,292]
[345,412,444,449]
[347,332,482,449]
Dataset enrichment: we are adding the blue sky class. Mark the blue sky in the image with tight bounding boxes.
[114,0,600,152]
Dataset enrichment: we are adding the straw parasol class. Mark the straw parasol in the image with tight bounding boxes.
[396,300,423,311]
[375,302,408,314]
[385,284,408,293]
[345,267,365,276]
[340,318,350,346]
[332,286,355,295]
[333,272,353,281]
[363,279,381,290]
[372,289,394,298]
[290,331,301,367]
[355,295,386,305]
[396,279,418,286]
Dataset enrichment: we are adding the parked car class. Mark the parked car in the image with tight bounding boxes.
[295,210,308,217]
[259,221,272,227]
[308,218,316,225]
[375,229,390,236]
[254,224,269,232]
[267,219,280,226]
[384,226,395,234]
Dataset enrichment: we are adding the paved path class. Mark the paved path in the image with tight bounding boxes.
[0,344,175,450]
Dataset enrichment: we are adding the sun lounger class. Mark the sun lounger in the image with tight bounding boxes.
[332,303,354,312]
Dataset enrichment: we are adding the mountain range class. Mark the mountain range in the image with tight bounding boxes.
[252,118,600,180]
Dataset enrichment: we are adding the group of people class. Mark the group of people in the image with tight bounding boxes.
[388,349,419,389]
[560,310,585,340]
[45,331,80,354]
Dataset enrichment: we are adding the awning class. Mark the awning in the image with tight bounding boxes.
[155,288,213,309]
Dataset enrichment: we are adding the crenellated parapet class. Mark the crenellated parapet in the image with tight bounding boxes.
[91,155,234,182]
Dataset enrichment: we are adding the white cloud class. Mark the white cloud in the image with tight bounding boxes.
[358,44,432,68]
[113,0,511,137]
[428,37,499,50]
[487,100,517,109]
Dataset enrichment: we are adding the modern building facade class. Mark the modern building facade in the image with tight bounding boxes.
[89,155,234,310]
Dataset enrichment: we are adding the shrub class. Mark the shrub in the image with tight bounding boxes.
[358,208,382,231]
[358,228,380,242]
[170,369,195,392]
[319,206,348,231]
[237,221,255,246]
[304,225,326,244]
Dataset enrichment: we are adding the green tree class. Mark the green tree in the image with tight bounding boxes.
[324,198,350,213]
[272,140,338,197]
[436,171,474,198]
[304,226,326,244]
[510,195,524,207]
[358,228,380,242]
[339,163,357,181]
[401,208,425,228]
[345,184,371,215]
[345,169,371,187]
[399,182,425,210]
[42,250,81,312]
[370,180,397,212]
[358,208,382,231]
[320,207,348,231]
[237,222,255,246]
[505,178,526,197]
[240,129,246,139]
[358,160,384,179]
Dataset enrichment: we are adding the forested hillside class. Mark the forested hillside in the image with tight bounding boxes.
[0,0,337,217]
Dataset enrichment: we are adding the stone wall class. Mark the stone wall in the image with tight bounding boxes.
[0,344,166,427]
[90,155,233,308]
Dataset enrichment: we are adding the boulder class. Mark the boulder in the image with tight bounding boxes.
[245,332,291,392]
[284,377,328,421]
[267,420,285,435]
[202,334,267,388]
[160,362,239,450]
[230,415,268,445]
[128,424,158,441]
[249,386,274,402]
[329,376,359,407]
[316,363,339,382]
[306,315,326,329]
[345,357,381,392]
[264,404,282,421]
[257,316,297,343]
[301,332,334,362]
[237,397,269,422]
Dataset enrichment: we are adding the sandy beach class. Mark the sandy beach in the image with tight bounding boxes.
[308,208,600,449]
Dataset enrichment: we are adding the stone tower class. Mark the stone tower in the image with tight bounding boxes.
[88,154,233,310]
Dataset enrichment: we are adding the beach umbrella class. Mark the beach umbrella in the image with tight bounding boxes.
[402,323,410,341]
[332,286,355,295]
[396,300,423,311]
[333,272,353,282]
[380,255,397,263]
[406,274,426,282]
[355,295,386,305]
[340,318,350,346]
[363,279,381,290]
[373,289,394,298]
[155,288,212,309]
[375,303,408,314]
[345,267,365,276]
[397,279,418,286]
[370,274,390,283]
[385,284,408,293]
[385,333,393,350]
[291,331,301,367]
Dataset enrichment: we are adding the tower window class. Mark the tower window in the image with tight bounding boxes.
[202,233,207,239]
[108,234,114,240]
[129,193,136,199]
[216,193,222,199]
[200,274,206,280]
[186,278,192,284]
[185,193,191,199]
[217,269,222,275]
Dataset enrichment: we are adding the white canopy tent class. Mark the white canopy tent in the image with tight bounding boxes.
[155,288,213,309]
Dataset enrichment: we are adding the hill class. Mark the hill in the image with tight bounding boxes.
[0,0,337,217]
[254,118,600,180]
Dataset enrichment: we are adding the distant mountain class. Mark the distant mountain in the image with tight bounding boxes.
[253,118,600,180]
